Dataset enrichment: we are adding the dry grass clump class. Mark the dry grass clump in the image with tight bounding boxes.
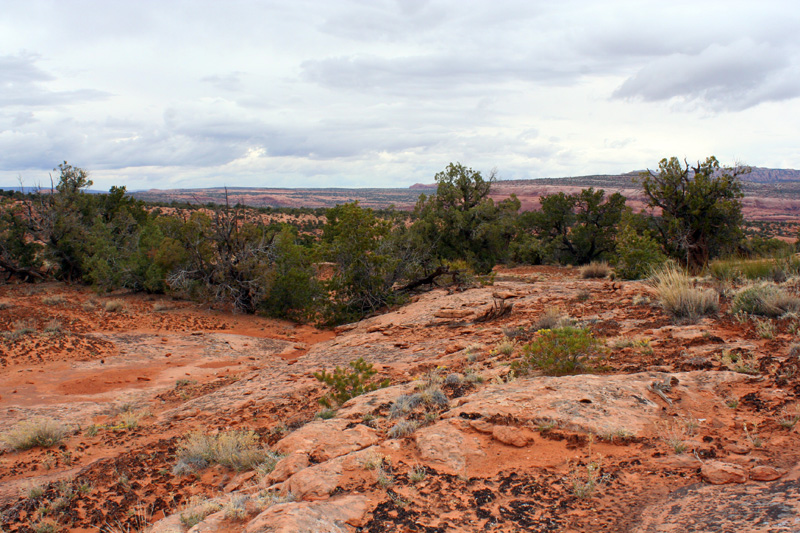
[731,283,800,317]
[388,420,419,439]
[42,320,63,334]
[1,417,69,451]
[103,299,126,313]
[533,307,571,331]
[652,264,718,320]
[174,430,276,474]
[579,261,611,279]
[3,319,37,340]
[41,295,66,306]
[179,496,223,529]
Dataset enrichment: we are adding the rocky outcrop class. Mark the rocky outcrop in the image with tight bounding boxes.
[244,495,370,533]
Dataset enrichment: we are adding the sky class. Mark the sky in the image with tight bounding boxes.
[2,0,800,191]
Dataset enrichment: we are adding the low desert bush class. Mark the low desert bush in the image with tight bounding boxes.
[731,283,800,317]
[223,494,250,521]
[103,299,126,313]
[513,326,602,376]
[710,256,800,283]
[579,261,611,279]
[613,223,666,280]
[532,307,570,331]
[1,417,69,450]
[495,337,516,355]
[313,357,390,409]
[179,496,222,529]
[389,394,423,419]
[388,420,419,439]
[174,430,273,473]
[652,265,718,320]
[41,295,66,306]
[718,349,759,375]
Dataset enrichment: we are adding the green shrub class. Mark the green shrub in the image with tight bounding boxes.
[1,417,69,450]
[513,326,602,376]
[313,357,390,409]
[710,257,791,283]
[652,264,718,320]
[731,283,800,317]
[613,223,666,280]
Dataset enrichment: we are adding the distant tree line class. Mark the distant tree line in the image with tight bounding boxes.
[0,157,781,324]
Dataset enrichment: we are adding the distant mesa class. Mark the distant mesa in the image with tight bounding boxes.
[409,183,436,190]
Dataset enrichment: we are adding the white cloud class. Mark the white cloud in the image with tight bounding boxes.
[1,0,799,190]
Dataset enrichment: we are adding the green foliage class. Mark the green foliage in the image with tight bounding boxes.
[710,256,800,283]
[638,156,747,271]
[513,326,602,376]
[313,357,390,409]
[613,213,667,279]
[521,188,626,265]
[0,202,44,279]
[411,163,519,274]
[322,202,405,323]
[259,227,321,321]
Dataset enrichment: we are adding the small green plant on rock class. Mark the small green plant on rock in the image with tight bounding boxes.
[409,465,427,483]
[513,326,602,376]
[753,317,776,339]
[718,350,759,375]
[778,404,800,429]
[313,357,390,409]
[656,419,691,454]
[569,461,609,499]
[376,464,394,488]
[743,422,763,448]
[495,337,516,356]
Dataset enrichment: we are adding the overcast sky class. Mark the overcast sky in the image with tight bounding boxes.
[2,1,799,191]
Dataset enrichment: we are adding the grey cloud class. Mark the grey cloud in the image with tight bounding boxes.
[317,0,446,42]
[301,52,581,94]
[612,40,800,110]
[201,73,246,92]
[0,53,54,83]
[0,53,110,108]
